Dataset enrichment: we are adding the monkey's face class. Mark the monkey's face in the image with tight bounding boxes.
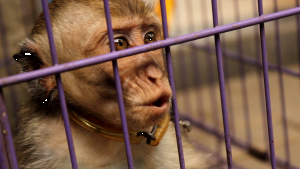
[14,1,172,131]
[64,16,172,130]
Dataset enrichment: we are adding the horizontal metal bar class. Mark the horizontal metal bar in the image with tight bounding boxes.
[180,114,300,169]
[1,7,300,87]
[189,43,300,77]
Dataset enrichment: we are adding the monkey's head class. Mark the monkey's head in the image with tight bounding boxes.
[13,0,172,131]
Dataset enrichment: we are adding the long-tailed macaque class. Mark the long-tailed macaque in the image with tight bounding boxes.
[13,0,207,168]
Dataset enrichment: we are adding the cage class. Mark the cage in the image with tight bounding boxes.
[0,0,300,169]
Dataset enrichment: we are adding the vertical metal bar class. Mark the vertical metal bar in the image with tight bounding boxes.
[0,89,18,169]
[257,0,277,168]
[211,0,233,168]
[159,0,185,168]
[252,0,269,152]
[0,1,19,168]
[102,0,134,168]
[41,1,78,168]
[233,0,252,145]
[0,125,9,169]
[218,0,236,138]
[273,0,290,167]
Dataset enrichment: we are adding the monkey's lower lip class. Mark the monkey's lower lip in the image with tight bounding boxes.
[138,95,170,115]
[137,102,170,115]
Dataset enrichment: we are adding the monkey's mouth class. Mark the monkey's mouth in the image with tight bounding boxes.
[136,94,171,116]
[151,95,170,108]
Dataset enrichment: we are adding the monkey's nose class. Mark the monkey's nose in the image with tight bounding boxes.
[145,65,163,85]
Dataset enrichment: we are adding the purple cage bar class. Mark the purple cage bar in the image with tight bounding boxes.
[211,0,233,168]
[1,6,300,87]
[0,1,19,169]
[0,0,300,169]
[0,89,18,169]
[159,0,185,168]
[297,0,300,81]
[103,0,134,168]
[219,0,236,139]
[1,5,300,87]
[251,0,269,153]
[41,0,79,168]
[258,0,277,168]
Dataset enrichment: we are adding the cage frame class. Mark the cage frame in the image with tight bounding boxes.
[0,0,300,169]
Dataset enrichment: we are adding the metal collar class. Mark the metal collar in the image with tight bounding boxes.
[70,112,170,146]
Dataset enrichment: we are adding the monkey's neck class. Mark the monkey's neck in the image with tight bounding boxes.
[37,102,170,145]
[69,112,170,146]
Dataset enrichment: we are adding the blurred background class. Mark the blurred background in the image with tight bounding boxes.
[1,0,300,168]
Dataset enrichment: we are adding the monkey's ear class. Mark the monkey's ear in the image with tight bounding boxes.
[13,49,56,102]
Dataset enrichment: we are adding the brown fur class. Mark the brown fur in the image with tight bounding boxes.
[14,0,207,168]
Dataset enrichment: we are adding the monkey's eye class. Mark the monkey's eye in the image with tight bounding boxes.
[114,37,128,51]
[144,32,156,44]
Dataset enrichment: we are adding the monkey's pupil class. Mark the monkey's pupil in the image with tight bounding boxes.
[118,41,123,46]
[114,38,128,51]
[145,33,156,44]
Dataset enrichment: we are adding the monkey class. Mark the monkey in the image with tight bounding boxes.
[13,0,207,168]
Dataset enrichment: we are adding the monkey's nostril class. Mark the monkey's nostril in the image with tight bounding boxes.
[148,77,156,84]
